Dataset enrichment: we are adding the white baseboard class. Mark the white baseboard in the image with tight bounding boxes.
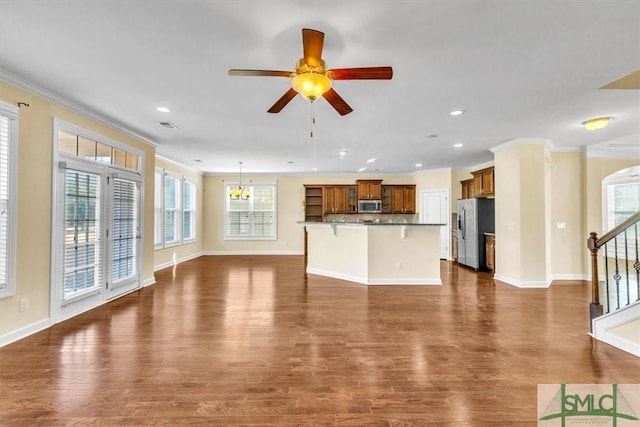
[592,301,640,357]
[367,278,442,285]
[493,274,552,288]
[154,251,205,272]
[551,274,588,281]
[203,250,304,256]
[306,267,441,286]
[143,276,156,287]
[0,318,51,347]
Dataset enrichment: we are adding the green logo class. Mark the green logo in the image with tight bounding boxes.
[539,384,639,426]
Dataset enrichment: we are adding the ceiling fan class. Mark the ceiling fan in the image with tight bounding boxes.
[228,28,393,116]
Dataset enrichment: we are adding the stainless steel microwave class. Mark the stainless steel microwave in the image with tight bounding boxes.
[358,200,382,213]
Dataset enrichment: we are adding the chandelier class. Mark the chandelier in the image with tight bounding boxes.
[228,161,250,200]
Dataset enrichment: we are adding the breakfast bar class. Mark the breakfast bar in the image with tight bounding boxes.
[303,222,444,285]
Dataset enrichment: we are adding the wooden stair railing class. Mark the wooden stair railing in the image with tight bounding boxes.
[587,210,640,332]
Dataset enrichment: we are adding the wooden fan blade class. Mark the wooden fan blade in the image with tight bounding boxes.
[268,88,298,113]
[323,88,353,116]
[328,66,393,80]
[302,28,324,67]
[229,69,293,77]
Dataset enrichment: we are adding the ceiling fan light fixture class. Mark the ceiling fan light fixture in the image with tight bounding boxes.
[582,116,613,131]
[291,73,332,100]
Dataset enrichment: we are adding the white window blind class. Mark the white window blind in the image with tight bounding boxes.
[0,102,17,298]
[154,168,163,248]
[225,183,276,240]
[112,178,138,285]
[63,170,102,299]
[183,180,196,242]
[164,172,181,246]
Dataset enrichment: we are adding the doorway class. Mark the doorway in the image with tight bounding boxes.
[50,121,143,323]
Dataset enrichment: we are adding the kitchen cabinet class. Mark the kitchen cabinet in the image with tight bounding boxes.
[461,166,495,198]
[323,185,357,214]
[485,234,495,271]
[471,167,494,197]
[461,179,474,199]
[383,185,416,214]
[357,180,382,200]
[452,230,458,261]
[304,185,323,222]
[381,186,392,214]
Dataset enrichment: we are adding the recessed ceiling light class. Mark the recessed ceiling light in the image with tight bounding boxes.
[450,110,464,116]
[582,116,613,131]
[415,163,423,168]
[311,168,318,172]
[453,143,464,148]
[366,158,376,163]
[156,106,171,113]
[194,159,202,163]
[358,167,367,172]
[427,134,439,139]
[287,161,294,164]
[339,150,349,156]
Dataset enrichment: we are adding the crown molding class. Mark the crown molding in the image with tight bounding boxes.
[470,160,494,171]
[586,146,640,159]
[155,155,203,174]
[490,137,553,153]
[0,67,157,148]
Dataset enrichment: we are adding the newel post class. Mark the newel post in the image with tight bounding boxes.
[587,232,603,332]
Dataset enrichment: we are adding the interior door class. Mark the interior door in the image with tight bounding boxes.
[106,171,141,299]
[420,190,449,259]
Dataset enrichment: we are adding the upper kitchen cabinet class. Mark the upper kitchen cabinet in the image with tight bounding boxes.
[304,185,323,222]
[461,179,474,199]
[382,185,416,214]
[461,166,495,198]
[323,185,357,214]
[357,180,383,200]
[472,167,495,197]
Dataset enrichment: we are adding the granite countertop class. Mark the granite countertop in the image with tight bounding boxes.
[300,221,445,226]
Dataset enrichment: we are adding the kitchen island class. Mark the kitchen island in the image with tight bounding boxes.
[302,222,444,285]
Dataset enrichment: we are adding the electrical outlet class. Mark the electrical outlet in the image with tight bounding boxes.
[19,298,29,312]
[557,222,566,229]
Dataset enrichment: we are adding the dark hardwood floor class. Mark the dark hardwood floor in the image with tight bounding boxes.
[1,256,638,426]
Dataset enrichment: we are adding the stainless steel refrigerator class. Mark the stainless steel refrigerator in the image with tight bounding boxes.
[457,198,495,271]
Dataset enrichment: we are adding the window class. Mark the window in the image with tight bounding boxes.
[154,168,163,248]
[604,167,640,259]
[183,179,196,242]
[164,171,182,246]
[58,129,140,171]
[225,183,276,240]
[0,101,18,298]
[606,180,640,229]
[155,167,197,249]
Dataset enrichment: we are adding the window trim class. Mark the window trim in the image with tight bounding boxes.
[182,178,197,244]
[153,167,164,249]
[224,182,277,241]
[163,170,182,248]
[0,101,18,299]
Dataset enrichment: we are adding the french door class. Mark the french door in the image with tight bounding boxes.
[51,159,141,322]
[106,171,141,299]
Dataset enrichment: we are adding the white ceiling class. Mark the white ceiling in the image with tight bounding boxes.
[1,1,639,174]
